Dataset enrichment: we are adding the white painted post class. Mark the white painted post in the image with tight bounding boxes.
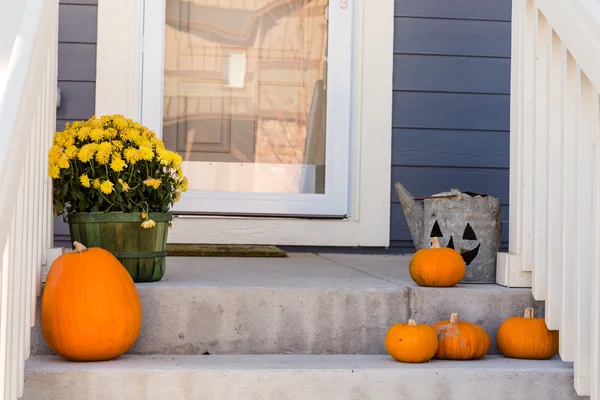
[560,51,580,362]
[532,10,549,300]
[544,28,565,330]
[521,0,537,274]
[574,72,596,395]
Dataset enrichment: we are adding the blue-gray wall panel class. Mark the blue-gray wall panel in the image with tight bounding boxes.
[394,18,511,57]
[393,92,510,131]
[394,0,511,20]
[58,4,97,43]
[392,129,509,168]
[58,43,96,81]
[393,55,510,94]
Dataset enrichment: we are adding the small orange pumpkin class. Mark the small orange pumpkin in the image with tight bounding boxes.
[433,313,490,360]
[409,237,465,287]
[497,308,559,359]
[385,319,438,363]
[41,241,142,361]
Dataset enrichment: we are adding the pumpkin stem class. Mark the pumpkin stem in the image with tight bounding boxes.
[407,319,417,326]
[524,308,534,319]
[450,313,459,324]
[431,237,441,248]
[73,241,88,253]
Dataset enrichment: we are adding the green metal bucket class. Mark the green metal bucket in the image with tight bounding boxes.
[67,212,172,282]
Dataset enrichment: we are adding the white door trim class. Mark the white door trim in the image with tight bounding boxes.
[95,0,394,246]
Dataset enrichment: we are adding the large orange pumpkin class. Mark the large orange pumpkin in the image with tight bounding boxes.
[41,241,142,361]
[409,237,466,287]
[433,313,490,360]
[385,319,438,363]
[497,308,559,359]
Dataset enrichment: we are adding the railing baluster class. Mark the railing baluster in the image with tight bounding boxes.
[560,51,579,362]
[7,202,20,399]
[521,0,536,273]
[545,28,565,330]
[591,89,600,400]
[532,10,549,300]
[575,72,596,395]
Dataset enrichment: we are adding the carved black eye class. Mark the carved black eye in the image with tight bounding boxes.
[462,223,477,240]
[430,221,443,237]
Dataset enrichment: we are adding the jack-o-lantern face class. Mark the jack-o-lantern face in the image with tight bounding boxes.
[430,221,481,266]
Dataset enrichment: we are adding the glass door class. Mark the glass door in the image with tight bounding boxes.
[142,0,353,216]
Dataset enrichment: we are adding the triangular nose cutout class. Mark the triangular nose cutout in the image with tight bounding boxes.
[446,236,455,249]
[430,221,443,237]
[462,223,477,240]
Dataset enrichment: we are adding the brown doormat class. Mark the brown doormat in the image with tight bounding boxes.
[165,244,288,258]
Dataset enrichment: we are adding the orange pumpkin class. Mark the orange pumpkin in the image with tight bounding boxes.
[385,319,438,363]
[41,241,142,361]
[497,308,559,359]
[409,237,465,287]
[433,313,490,360]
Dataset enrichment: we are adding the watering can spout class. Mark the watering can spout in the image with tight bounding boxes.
[394,182,425,250]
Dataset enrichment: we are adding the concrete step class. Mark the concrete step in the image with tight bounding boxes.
[31,253,543,356]
[23,354,585,400]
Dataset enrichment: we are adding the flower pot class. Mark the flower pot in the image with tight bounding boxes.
[67,212,172,282]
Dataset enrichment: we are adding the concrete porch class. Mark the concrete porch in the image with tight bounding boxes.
[25,254,584,399]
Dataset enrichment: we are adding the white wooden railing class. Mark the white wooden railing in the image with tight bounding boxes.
[0,0,59,398]
[499,0,600,397]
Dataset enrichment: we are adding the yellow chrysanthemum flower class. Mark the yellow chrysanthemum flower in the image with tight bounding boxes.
[92,179,101,189]
[110,155,127,172]
[77,127,91,141]
[141,212,147,219]
[100,180,114,195]
[123,147,140,164]
[123,129,141,143]
[105,128,118,139]
[157,148,172,166]
[80,174,91,188]
[141,219,156,229]
[118,178,129,192]
[143,178,162,189]
[152,137,165,150]
[71,121,83,130]
[95,142,112,165]
[181,176,188,192]
[53,131,68,147]
[48,145,63,165]
[78,143,98,163]
[113,116,129,130]
[138,146,154,161]
[112,140,124,151]
[57,156,69,170]
[49,165,60,179]
[176,167,183,178]
[171,153,183,169]
[65,145,78,160]
[173,192,181,203]
[90,128,105,142]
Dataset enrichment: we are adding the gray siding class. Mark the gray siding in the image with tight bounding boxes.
[55,0,97,248]
[53,0,512,252]
[390,0,512,252]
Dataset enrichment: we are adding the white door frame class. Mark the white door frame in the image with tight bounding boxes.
[141,0,354,217]
[95,0,394,246]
